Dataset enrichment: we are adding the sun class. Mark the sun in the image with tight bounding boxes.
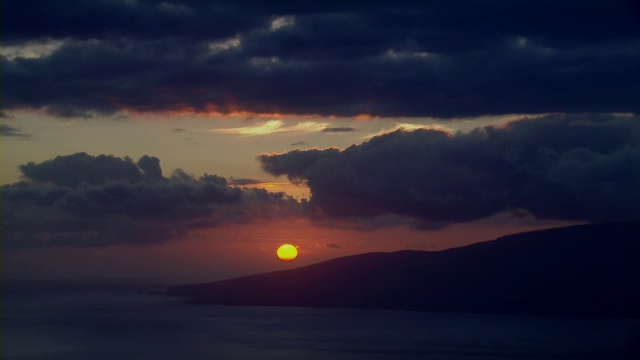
[277,244,298,262]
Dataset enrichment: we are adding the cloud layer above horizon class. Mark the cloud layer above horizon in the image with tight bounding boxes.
[259,114,640,227]
[3,0,640,117]
[4,114,639,249]
[2,153,301,249]
[3,2,640,250]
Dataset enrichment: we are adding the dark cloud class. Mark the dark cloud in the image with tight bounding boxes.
[324,242,343,249]
[229,178,267,185]
[2,0,265,44]
[291,141,308,147]
[3,1,639,117]
[20,153,148,187]
[322,127,356,133]
[2,153,302,249]
[137,155,164,180]
[259,114,640,226]
[0,124,31,138]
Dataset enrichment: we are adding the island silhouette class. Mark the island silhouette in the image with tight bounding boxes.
[168,221,640,318]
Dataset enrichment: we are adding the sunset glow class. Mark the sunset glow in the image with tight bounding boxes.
[2,0,639,286]
[2,2,639,358]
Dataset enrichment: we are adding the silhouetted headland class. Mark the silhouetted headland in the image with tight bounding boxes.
[168,221,640,318]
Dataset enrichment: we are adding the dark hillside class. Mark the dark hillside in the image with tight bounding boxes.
[169,221,640,318]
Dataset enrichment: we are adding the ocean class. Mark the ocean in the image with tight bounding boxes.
[2,280,639,360]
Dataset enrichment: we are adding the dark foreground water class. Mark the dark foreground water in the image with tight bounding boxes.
[3,281,639,360]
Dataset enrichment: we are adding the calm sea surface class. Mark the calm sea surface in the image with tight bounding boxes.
[2,281,639,360]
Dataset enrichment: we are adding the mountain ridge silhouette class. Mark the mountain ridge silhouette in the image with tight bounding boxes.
[168,221,640,318]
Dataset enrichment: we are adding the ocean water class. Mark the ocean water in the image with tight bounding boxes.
[2,281,639,360]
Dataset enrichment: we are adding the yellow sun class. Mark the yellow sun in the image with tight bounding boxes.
[277,244,298,262]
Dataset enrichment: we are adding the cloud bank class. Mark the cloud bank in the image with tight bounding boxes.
[2,153,301,248]
[3,1,639,117]
[259,114,640,227]
[4,115,639,248]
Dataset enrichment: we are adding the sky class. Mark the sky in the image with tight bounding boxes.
[2,0,640,283]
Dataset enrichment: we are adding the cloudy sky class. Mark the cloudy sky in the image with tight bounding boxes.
[2,0,639,282]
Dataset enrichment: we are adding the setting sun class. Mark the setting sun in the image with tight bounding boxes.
[276,244,298,262]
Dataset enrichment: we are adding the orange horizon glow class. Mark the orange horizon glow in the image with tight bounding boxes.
[111,102,329,120]
[353,113,379,120]
[126,108,384,121]
[9,99,384,120]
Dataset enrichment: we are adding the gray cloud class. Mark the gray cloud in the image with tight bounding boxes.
[3,1,639,117]
[20,153,150,187]
[259,114,640,226]
[322,127,356,133]
[137,155,164,180]
[229,178,268,185]
[2,153,302,249]
[0,124,31,138]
